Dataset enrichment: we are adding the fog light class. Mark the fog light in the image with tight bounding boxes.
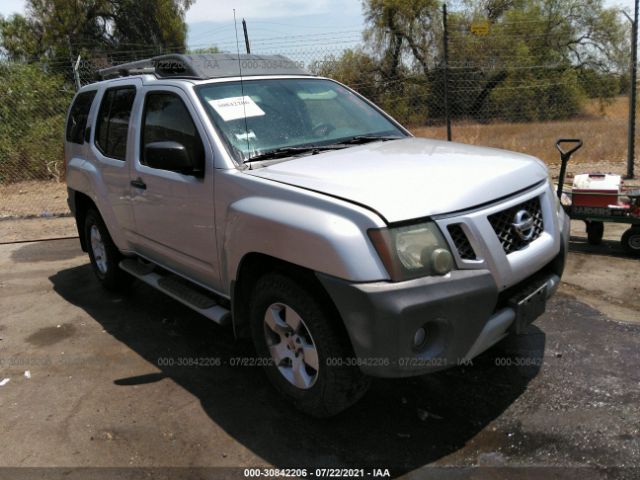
[413,327,426,348]
[431,248,453,275]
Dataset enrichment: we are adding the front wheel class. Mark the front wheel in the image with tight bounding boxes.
[249,273,370,417]
[621,227,640,256]
[84,209,132,291]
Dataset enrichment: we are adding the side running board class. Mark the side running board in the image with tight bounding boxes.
[119,258,230,326]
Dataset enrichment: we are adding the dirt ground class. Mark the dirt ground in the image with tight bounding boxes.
[0,216,77,243]
[561,220,640,324]
[0,231,638,478]
[0,181,69,219]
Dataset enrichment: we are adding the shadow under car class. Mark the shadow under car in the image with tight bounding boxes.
[49,263,545,474]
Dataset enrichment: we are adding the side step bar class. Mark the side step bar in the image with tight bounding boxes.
[119,258,231,326]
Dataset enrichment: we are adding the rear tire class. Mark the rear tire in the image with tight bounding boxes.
[249,273,370,417]
[621,227,640,256]
[84,208,132,291]
[586,221,604,245]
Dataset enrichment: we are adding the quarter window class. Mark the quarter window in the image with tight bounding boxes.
[141,92,204,171]
[95,87,136,160]
[66,90,96,144]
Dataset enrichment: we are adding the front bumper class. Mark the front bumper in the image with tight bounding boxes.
[317,213,570,378]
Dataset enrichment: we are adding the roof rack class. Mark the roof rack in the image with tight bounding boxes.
[98,53,311,80]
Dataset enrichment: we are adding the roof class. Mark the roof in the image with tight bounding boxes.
[98,53,311,81]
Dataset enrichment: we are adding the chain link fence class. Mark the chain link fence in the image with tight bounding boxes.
[0,25,638,241]
[0,61,74,222]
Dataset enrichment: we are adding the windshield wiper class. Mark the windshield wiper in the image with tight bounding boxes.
[243,136,402,163]
[244,145,347,163]
[331,135,403,146]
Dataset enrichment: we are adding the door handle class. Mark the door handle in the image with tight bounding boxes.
[130,178,147,190]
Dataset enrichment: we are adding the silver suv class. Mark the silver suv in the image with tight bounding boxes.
[65,54,569,417]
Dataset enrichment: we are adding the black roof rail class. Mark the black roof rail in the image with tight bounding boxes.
[98,53,311,80]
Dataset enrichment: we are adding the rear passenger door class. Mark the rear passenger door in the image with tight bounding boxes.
[90,80,140,238]
[129,86,218,288]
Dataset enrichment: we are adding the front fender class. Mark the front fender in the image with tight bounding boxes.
[223,196,388,285]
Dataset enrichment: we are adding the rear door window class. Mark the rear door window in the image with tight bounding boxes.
[95,87,136,160]
[66,90,97,144]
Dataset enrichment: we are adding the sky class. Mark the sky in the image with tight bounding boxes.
[0,0,636,51]
[186,1,365,54]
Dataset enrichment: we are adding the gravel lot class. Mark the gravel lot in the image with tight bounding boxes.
[0,234,638,479]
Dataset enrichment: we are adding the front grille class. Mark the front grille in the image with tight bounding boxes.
[488,197,544,254]
[447,224,477,260]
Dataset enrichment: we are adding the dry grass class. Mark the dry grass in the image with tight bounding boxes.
[412,97,636,179]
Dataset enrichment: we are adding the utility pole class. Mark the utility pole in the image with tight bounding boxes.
[624,0,639,179]
[442,4,452,141]
[242,18,251,54]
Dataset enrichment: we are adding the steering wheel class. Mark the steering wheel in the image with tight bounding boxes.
[312,123,336,138]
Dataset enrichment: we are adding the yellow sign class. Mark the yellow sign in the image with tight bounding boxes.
[470,21,490,36]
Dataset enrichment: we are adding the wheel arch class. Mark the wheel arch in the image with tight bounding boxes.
[71,190,98,252]
[230,252,347,342]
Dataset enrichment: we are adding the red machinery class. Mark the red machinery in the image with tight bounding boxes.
[555,139,640,255]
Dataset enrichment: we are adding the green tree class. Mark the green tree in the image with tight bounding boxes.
[361,0,628,122]
[363,0,442,79]
[310,48,381,100]
[0,0,193,64]
[0,13,43,61]
[0,63,73,182]
[111,0,191,53]
[310,48,431,124]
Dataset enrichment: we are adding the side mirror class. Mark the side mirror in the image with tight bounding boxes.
[144,141,194,172]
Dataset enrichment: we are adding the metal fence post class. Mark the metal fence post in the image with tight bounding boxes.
[627,0,639,179]
[66,35,81,90]
[443,3,452,141]
[73,55,82,91]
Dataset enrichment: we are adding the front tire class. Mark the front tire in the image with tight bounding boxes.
[84,209,132,291]
[249,273,370,417]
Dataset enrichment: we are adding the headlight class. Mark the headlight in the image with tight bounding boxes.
[368,221,455,282]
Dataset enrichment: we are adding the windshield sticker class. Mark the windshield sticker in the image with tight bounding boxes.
[208,96,265,122]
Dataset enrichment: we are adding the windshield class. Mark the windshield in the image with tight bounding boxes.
[196,78,406,162]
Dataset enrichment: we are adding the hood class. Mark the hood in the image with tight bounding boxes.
[246,137,548,223]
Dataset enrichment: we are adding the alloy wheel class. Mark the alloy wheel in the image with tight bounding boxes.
[263,302,319,389]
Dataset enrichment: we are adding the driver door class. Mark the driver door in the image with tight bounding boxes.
[129,86,219,289]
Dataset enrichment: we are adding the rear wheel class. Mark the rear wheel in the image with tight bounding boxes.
[249,273,370,417]
[586,221,604,245]
[621,227,640,256]
[84,209,132,291]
